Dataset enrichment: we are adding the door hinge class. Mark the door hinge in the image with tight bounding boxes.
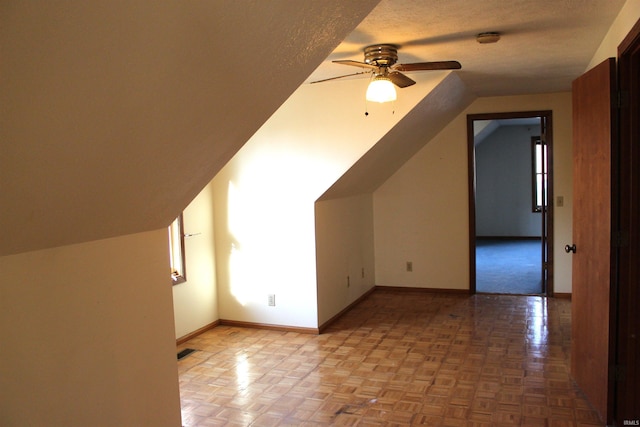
[618,90,630,108]
[613,230,630,247]
[543,262,549,270]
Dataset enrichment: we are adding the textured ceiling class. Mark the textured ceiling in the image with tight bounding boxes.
[308,0,626,96]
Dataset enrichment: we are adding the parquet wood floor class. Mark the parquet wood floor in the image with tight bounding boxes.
[177,290,603,426]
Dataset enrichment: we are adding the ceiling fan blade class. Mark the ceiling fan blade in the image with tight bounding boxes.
[309,71,370,84]
[333,60,378,70]
[387,71,416,88]
[394,61,462,72]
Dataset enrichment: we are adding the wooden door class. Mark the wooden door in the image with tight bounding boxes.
[570,57,617,423]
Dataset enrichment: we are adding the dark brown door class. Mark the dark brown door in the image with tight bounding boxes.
[570,57,617,424]
[615,18,640,425]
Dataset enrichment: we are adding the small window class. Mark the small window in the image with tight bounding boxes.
[532,137,547,212]
[168,214,186,285]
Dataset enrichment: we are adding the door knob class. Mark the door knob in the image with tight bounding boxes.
[565,244,576,253]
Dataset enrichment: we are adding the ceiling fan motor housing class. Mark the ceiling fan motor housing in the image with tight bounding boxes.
[364,44,398,67]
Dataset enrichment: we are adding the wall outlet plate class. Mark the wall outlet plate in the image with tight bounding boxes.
[268,294,276,306]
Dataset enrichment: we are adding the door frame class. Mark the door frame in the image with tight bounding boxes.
[466,111,554,296]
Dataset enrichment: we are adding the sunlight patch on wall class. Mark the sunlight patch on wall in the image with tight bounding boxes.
[228,180,261,306]
[225,150,330,308]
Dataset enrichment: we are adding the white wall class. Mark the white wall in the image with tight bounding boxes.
[374,92,574,293]
[0,230,181,427]
[373,112,471,290]
[211,73,451,328]
[315,194,376,326]
[476,125,541,237]
[172,182,218,339]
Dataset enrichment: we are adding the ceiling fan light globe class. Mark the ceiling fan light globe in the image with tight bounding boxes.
[366,78,397,103]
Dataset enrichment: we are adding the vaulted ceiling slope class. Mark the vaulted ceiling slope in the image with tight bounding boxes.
[318,73,475,201]
[0,1,379,256]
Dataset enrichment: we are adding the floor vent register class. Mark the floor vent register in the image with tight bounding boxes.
[177,348,197,360]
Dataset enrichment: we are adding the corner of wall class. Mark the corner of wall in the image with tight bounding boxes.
[0,230,181,426]
[173,181,219,339]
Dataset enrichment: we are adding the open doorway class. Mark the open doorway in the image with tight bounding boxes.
[467,111,554,296]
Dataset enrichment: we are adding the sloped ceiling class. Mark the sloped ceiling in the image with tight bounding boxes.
[0,0,379,256]
[318,73,475,200]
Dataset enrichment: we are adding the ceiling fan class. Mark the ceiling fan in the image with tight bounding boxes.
[311,44,461,103]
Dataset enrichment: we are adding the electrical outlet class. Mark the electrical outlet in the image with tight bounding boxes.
[268,294,276,306]
[557,195,564,207]
[406,261,413,272]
